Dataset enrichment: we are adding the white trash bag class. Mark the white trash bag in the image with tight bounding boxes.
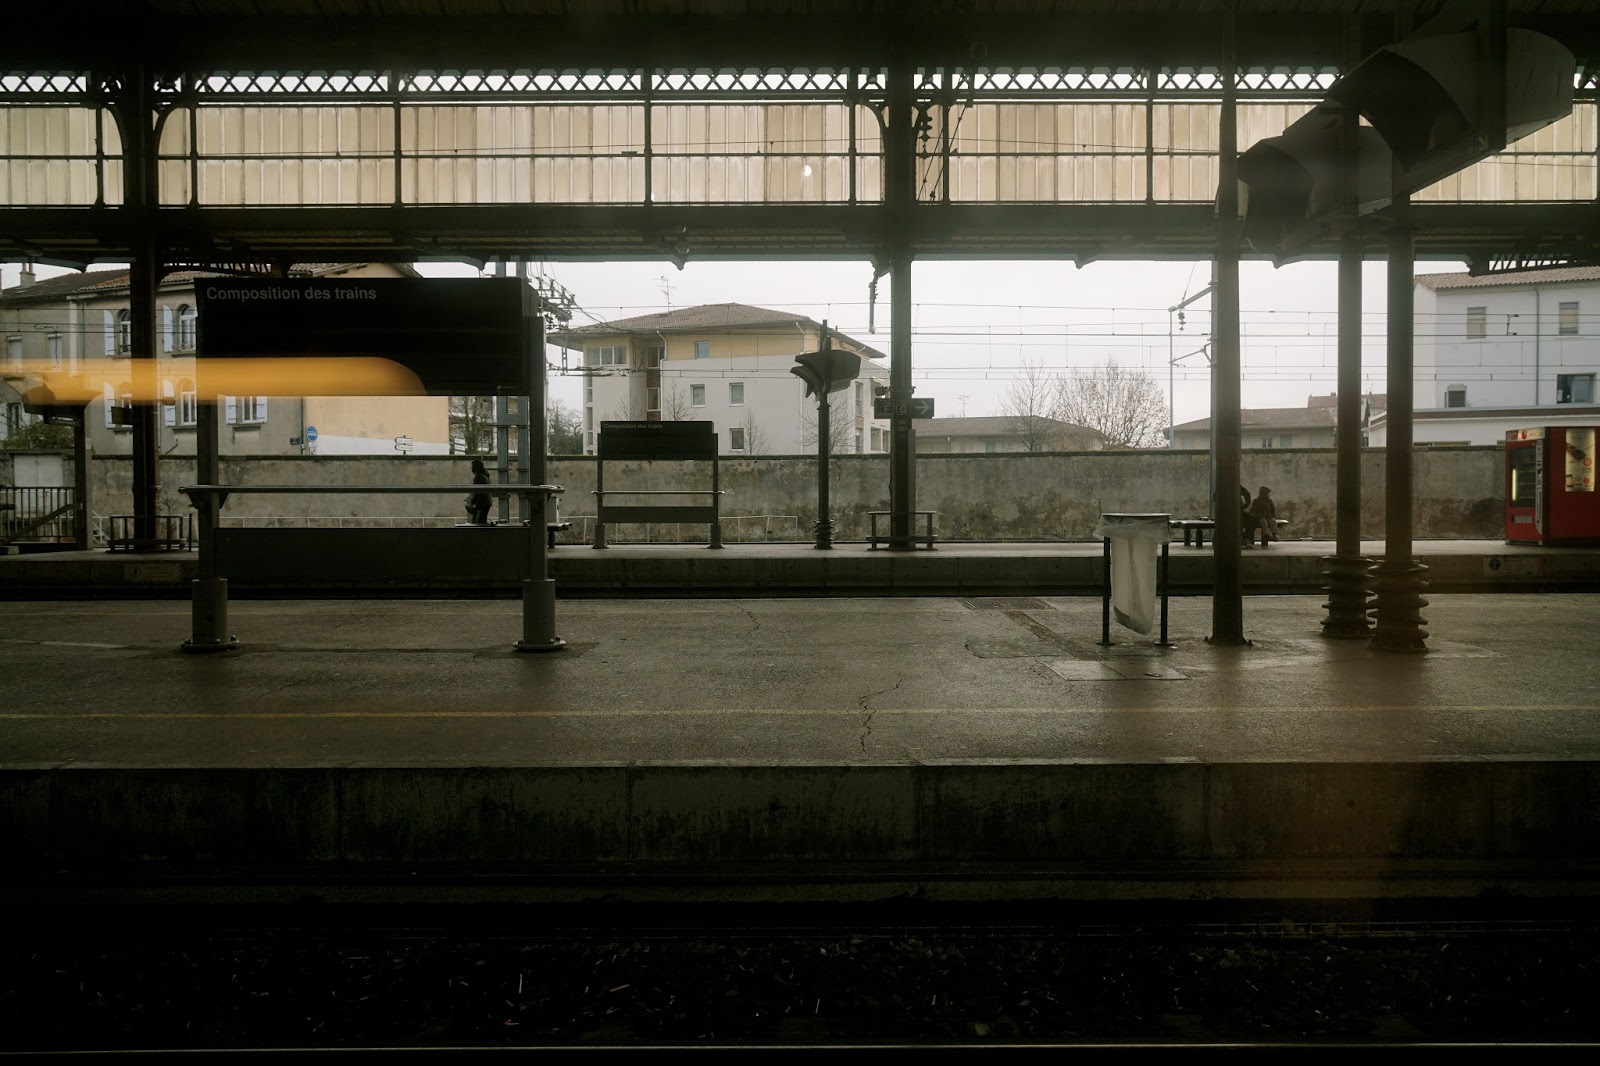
[1091,513,1170,636]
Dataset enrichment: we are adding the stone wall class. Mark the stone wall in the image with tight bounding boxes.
[88,446,1505,542]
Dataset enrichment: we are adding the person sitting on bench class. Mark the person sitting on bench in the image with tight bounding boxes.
[1239,484,1259,547]
[1246,485,1280,548]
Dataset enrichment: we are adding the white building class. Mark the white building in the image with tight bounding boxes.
[1375,266,1600,446]
[550,303,890,456]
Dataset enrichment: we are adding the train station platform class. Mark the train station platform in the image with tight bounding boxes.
[3,592,1597,907]
[2,537,1598,597]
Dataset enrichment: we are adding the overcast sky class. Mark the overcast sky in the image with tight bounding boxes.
[3,256,1464,428]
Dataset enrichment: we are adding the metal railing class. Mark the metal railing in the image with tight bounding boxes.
[0,486,76,545]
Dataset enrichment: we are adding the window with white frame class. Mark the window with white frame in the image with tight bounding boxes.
[1445,385,1467,408]
[855,381,863,416]
[1557,374,1595,404]
[1559,301,1579,336]
[691,384,705,406]
[178,379,198,426]
[1466,306,1486,340]
[729,381,744,405]
[586,345,626,367]
[729,427,746,451]
[855,429,863,454]
[5,336,20,369]
[5,402,23,436]
[227,395,268,424]
[1261,436,1274,448]
[1280,435,1294,447]
[47,333,62,369]
[116,309,132,354]
[176,304,196,350]
[694,340,710,359]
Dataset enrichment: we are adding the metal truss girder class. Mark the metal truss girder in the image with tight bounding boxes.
[3,202,1598,267]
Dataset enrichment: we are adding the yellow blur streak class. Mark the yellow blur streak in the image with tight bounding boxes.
[0,358,425,401]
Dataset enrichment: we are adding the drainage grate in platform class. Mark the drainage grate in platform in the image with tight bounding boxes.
[962,597,1051,610]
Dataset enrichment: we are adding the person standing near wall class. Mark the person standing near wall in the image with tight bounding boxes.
[465,458,491,525]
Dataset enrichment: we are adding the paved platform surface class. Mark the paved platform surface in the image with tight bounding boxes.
[2,593,1596,766]
[3,593,1598,905]
[4,538,1597,596]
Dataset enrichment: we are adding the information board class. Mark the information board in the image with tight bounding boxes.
[196,277,528,394]
[598,420,718,461]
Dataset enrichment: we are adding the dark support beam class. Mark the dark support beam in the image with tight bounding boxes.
[182,337,235,653]
[887,63,917,551]
[128,253,160,544]
[1322,24,1374,639]
[1209,7,1246,647]
[1370,163,1431,654]
[121,68,161,546]
[5,202,1597,267]
[4,13,1368,72]
[71,417,90,551]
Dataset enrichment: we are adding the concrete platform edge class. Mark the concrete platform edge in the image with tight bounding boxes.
[6,762,1598,879]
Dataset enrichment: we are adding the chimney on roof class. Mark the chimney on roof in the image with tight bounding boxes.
[19,264,36,288]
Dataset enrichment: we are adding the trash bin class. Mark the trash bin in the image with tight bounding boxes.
[1092,512,1171,636]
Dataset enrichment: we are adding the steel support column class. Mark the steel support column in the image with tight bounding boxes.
[1370,169,1430,653]
[1209,13,1246,646]
[1322,93,1373,638]
[516,260,534,525]
[128,250,160,545]
[121,65,161,546]
[515,314,563,653]
[182,371,236,653]
[886,63,916,549]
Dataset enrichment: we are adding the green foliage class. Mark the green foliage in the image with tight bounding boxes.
[1,421,73,452]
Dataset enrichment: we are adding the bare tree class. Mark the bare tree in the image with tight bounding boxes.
[607,395,643,422]
[659,381,694,421]
[799,398,856,455]
[736,408,770,456]
[546,399,583,454]
[999,358,1065,451]
[1054,359,1168,449]
[449,395,495,455]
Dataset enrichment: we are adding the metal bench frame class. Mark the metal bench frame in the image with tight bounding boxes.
[867,509,937,549]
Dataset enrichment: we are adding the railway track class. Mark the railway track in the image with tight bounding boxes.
[7,898,1600,1053]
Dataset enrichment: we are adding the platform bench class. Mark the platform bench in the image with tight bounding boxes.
[867,510,938,550]
[1170,517,1287,548]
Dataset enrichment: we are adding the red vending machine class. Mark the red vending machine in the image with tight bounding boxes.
[1505,426,1600,545]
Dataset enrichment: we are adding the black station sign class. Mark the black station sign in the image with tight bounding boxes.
[874,396,936,419]
[598,420,718,461]
[196,277,529,395]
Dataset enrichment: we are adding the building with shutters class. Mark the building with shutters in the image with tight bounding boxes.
[0,262,449,456]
